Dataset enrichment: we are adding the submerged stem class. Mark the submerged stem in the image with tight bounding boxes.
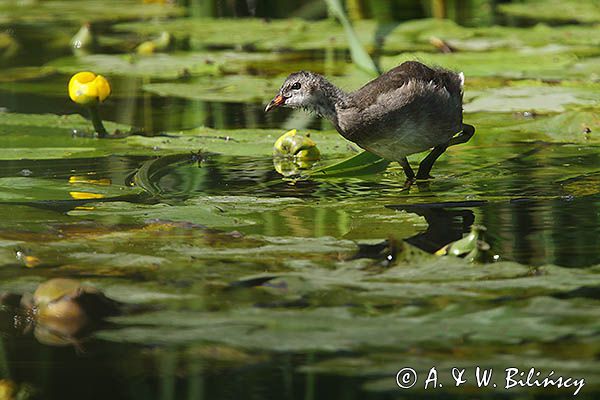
[88,105,108,138]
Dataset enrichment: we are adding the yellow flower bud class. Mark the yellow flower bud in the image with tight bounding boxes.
[273,129,320,161]
[68,71,111,105]
[273,129,321,177]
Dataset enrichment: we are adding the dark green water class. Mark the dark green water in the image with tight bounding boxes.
[1,1,599,399]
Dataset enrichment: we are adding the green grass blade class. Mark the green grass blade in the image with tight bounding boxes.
[324,0,379,76]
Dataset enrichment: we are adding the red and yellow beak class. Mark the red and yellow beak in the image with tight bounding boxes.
[265,94,285,112]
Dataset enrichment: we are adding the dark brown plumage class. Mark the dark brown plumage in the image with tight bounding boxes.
[265,61,475,181]
[350,61,462,106]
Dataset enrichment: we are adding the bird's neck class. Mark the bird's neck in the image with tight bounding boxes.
[308,79,347,123]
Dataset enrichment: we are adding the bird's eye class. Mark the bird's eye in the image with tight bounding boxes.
[291,82,301,90]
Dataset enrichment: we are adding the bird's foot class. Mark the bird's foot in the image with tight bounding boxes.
[402,177,415,190]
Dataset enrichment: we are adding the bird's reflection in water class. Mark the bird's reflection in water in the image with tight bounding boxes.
[397,201,484,253]
[355,201,485,263]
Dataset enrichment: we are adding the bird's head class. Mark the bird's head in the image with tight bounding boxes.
[265,71,324,113]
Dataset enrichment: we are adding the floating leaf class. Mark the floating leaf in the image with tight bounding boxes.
[68,201,251,228]
[310,151,391,178]
[115,17,375,52]
[382,50,582,80]
[465,83,600,113]
[499,0,600,24]
[0,0,184,25]
[0,176,139,203]
[47,52,280,79]
[143,75,280,103]
[506,107,600,142]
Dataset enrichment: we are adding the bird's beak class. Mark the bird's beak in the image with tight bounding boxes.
[265,94,285,113]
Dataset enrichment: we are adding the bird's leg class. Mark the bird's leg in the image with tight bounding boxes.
[416,144,447,180]
[398,157,415,188]
[447,123,475,147]
[416,123,475,179]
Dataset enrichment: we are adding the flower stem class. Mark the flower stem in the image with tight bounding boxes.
[88,105,108,138]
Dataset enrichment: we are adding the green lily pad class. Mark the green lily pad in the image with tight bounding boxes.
[571,56,600,80]
[0,0,184,25]
[0,112,358,161]
[382,49,582,80]
[68,200,249,227]
[48,53,223,79]
[115,16,600,55]
[499,0,600,24]
[0,66,56,83]
[2,6,600,395]
[0,176,139,202]
[97,280,600,351]
[506,107,600,141]
[0,112,134,160]
[142,68,380,104]
[465,83,600,113]
[383,18,600,53]
[143,74,281,103]
[0,203,79,233]
[122,127,356,158]
[115,17,375,52]
[46,50,285,79]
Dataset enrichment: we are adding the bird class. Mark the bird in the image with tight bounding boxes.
[265,61,475,183]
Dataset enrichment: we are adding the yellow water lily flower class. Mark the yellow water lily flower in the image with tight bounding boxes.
[68,71,111,105]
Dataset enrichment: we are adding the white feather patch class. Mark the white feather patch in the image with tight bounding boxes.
[459,72,465,87]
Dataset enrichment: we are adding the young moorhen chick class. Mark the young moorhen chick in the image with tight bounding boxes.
[265,61,475,182]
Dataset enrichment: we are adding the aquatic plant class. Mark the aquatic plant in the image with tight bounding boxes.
[68,71,111,137]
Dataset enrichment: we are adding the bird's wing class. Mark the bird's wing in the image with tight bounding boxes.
[349,61,462,106]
